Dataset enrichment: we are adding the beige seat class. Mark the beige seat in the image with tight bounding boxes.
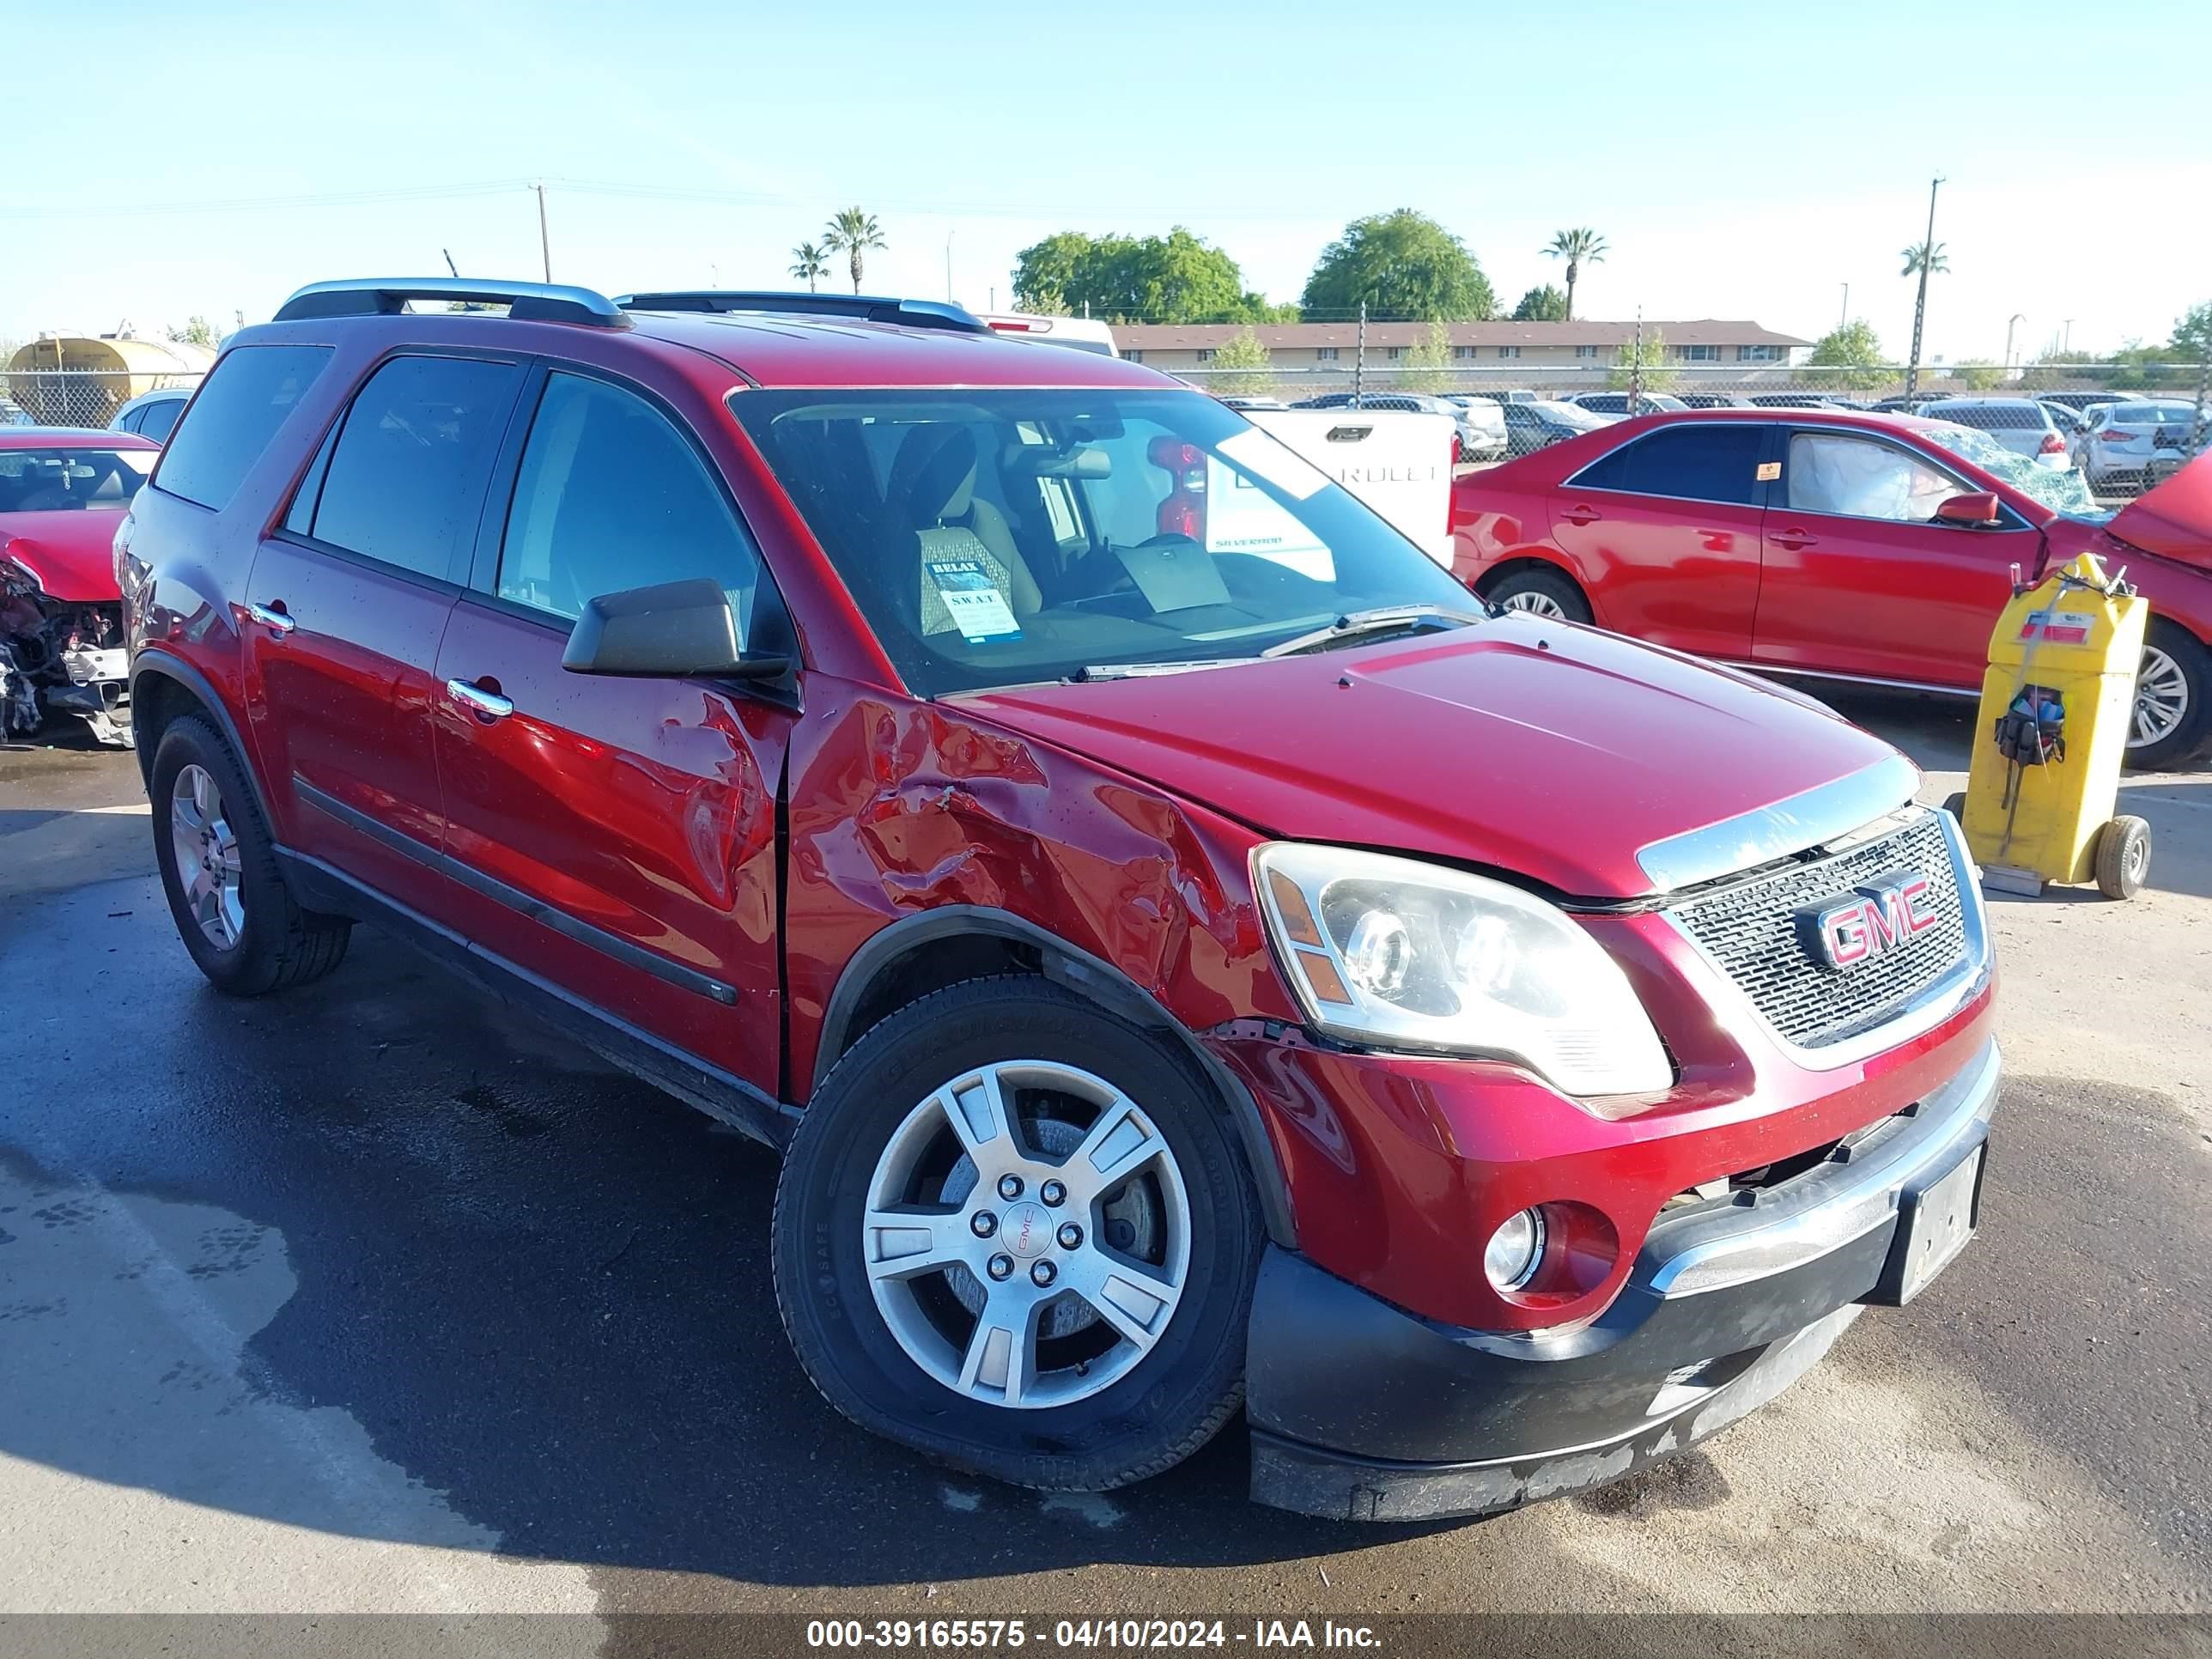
[888,426,1043,633]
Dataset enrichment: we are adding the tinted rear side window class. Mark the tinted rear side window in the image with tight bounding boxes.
[138,398,184,443]
[1571,423,1769,504]
[301,355,522,580]
[155,345,332,510]
[1929,403,2042,429]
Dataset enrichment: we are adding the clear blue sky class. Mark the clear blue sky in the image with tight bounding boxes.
[5,0,2208,361]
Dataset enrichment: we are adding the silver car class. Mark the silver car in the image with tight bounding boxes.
[2074,399,2203,490]
[1916,398,2070,471]
[1561,391,1689,421]
[109,386,193,444]
[1437,393,1508,459]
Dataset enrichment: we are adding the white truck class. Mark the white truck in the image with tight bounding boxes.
[1209,408,1456,572]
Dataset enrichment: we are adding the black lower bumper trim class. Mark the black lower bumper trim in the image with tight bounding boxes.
[1251,1304,1859,1522]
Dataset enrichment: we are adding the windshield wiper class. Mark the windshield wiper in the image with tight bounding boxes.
[1066,658,1255,683]
[1260,605,1486,659]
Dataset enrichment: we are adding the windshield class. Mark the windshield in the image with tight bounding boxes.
[0,446,153,514]
[1917,421,2106,520]
[2112,404,2197,424]
[729,387,1476,695]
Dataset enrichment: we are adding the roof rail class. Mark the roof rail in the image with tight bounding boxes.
[273,278,630,329]
[614,290,992,336]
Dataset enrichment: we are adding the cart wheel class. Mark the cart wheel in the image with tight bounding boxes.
[2094,815,2151,900]
[1942,791,1967,822]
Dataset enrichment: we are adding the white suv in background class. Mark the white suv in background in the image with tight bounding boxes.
[2074,399,2203,490]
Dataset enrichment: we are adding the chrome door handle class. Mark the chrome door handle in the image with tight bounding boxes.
[246,601,296,635]
[446,678,514,720]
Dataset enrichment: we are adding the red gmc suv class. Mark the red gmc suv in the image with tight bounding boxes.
[119,279,1998,1522]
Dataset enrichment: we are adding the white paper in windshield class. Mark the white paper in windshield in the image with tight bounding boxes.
[925,557,1022,642]
[1217,427,1330,500]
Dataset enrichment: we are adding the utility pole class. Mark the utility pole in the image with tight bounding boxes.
[2005,313,2026,373]
[534,183,551,283]
[1905,174,1942,399]
[1839,283,1849,330]
[2062,319,2075,352]
[1354,300,1367,404]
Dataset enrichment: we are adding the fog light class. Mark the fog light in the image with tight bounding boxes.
[1484,1207,1546,1291]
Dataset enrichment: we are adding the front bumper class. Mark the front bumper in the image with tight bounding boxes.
[1245,1036,1999,1522]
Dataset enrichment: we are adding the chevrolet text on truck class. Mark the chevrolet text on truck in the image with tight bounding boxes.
[118,279,1996,1520]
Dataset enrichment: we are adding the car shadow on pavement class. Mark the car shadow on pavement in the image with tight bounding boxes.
[0,890,1462,1593]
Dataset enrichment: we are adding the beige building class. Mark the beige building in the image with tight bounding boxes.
[1113,319,1812,385]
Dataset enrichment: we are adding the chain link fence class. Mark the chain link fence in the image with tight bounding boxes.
[2,368,205,430]
[1164,360,2212,507]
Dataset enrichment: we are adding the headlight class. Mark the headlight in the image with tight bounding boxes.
[1253,842,1674,1096]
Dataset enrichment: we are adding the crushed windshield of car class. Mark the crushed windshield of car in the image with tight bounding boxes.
[729,387,1476,694]
[1917,421,2107,520]
[0,447,154,514]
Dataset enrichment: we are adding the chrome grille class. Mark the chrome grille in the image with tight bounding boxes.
[1668,811,1970,1049]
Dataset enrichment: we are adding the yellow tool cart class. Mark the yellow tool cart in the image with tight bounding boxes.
[1950,551,2151,900]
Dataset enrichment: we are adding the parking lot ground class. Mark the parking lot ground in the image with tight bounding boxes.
[1,692,2208,1637]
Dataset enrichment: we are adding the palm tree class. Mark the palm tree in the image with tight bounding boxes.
[1901,240,1950,277]
[821,208,887,295]
[789,241,829,292]
[1542,228,1608,321]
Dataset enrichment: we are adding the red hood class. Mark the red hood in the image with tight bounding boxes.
[957,617,1907,900]
[2107,450,2212,570]
[1,510,125,602]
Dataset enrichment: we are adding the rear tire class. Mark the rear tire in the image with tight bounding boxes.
[2126,623,2209,770]
[1486,566,1593,624]
[772,975,1261,1492]
[151,715,350,994]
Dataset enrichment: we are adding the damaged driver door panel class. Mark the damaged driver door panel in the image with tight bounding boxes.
[429,367,788,1100]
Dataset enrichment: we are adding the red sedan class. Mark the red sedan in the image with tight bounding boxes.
[1449,407,2212,768]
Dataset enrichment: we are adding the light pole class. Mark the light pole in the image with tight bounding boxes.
[1839,283,1849,329]
[1905,174,1943,399]
[2063,318,2075,353]
[2006,313,2025,372]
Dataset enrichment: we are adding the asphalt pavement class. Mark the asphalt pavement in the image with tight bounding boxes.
[2,695,2208,1644]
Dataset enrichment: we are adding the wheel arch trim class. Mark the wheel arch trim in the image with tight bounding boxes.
[814,904,1298,1249]
[129,651,272,826]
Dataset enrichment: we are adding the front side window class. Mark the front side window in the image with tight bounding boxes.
[1785,433,1959,523]
[154,344,331,511]
[0,446,154,514]
[1571,423,1769,504]
[138,397,185,443]
[297,355,523,580]
[731,387,1475,696]
[497,373,765,631]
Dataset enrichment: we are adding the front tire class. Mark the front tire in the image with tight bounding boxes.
[150,715,350,994]
[772,975,1262,1492]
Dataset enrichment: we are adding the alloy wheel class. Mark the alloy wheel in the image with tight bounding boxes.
[2133,645,2190,750]
[1500,589,1570,620]
[862,1060,1190,1410]
[168,763,245,949]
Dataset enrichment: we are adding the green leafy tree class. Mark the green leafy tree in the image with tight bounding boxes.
[1009,228,1276,324]
[1607,329,1678,392]
[1954,360,2005,391]
[1541,228,1607,320]
[1209,327,1274,398]
[2020,349,2101,393]
[1511,283,1569,322]
[1806,319,1893,392]
[1398,320,1455,394]
[1300,210,1494,322]
[789,242,830,292]
[822,208,887,293]
[167,315,220,347]
[2172,300,2212,363]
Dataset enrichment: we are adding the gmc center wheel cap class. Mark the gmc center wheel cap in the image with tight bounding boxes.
[999,1201,1053,1259]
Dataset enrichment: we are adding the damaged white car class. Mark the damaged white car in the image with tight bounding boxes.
[0,430,156,748]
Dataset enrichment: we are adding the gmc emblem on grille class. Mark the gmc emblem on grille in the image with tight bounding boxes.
[1796,872,1939,971]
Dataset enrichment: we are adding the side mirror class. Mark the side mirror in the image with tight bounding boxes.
[1933,490,2002,526]
[561,577,789,679]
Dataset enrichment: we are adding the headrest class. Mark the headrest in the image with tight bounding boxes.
[890,424,978,526]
